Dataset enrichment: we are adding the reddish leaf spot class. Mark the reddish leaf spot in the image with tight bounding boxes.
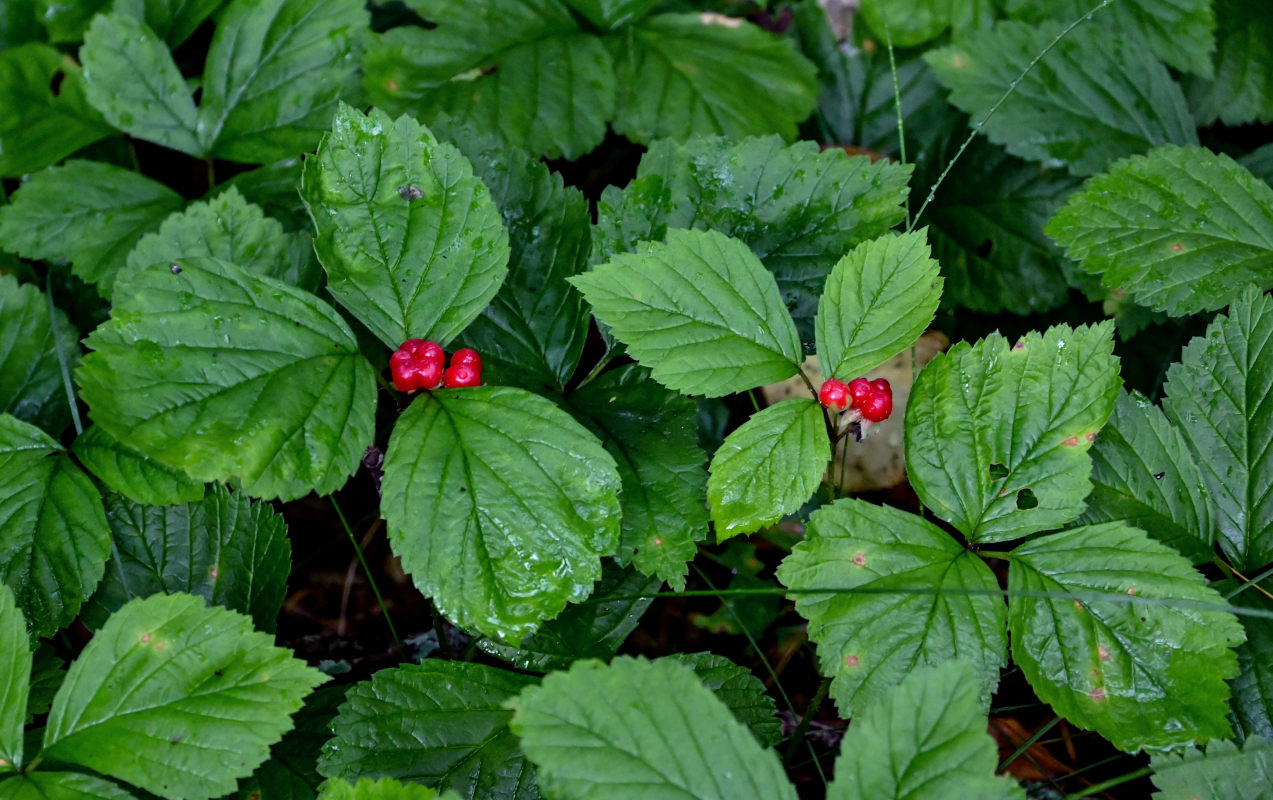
[845,654,859,667]
[1098,645,1110,661]
[386,80,399,92]
[1089,687,1106,701]
[1127,587,1137,595]
[1171,243,1183,252]
[852,552,866,567]
[653,537,663,546]
[1012,339,1026,351]
[141,632,152,643]
[154,640,166,651]
[209,566,218,580]
[1085,432,1096,443]
[1063,436,1080,447]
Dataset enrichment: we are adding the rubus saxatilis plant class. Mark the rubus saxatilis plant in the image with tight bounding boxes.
[1,0,1273,798]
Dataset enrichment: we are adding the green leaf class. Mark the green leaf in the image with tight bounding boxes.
[859,0,996,47]
[0,584,29,772]
[1185,0,1273,126]
[0,274,79,436]
[1082,391,1215,564]
[0,413,109,638]
[1163,288,1273,570]
[0,44,112,178]
[111,0,226,48]
[72,425,205,506]
[1046,146,1273,317]
[573,229,802,397]
[0,0,40,49]
[317,661,538,799]
[707,398,826,539]
[592,136,911,349]
[562,0,656,29]
[38,0,109,42]
[814,231,942,381]
[197,0,368,163]
[0,160,184,293]
[777,500,1007,718]
[44,593,325,800]
[364,0,613,160]
[221,158,309,231]
[926,22,1198,176]
[382,386,621,639]
[25,643,64,725]
[668,653,781,748]
[817,48,948,158]
[302,105,510,350]
[1009,522,1245,751]
[76,258,377,501]
[509,657,798,800]
[319,778,459,800]
[84,485,290,632]
[126,187,295,284]
[567,365,707,589]
[1001,0,1215,78]
[79,13,202,157]
[0,773,136,800]
[609,13,817,144]
[1151,737,1273,799]
[827,661,1025,800]
[1229,589,1273,741]
[905,322,1121,543]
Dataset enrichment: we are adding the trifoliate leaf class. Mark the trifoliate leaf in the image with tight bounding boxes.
[72,425,205,506]
[814,231,942,381]
[319,778,459,800]
[1185,0,1273,126]
[826,661,1025,800]
[1046,146,1273,317]
[572,229,803,397]
[0,413,109,638]
[859,0,996,48]
[110,0,223,47]
[0,160,183,293]
[0,584,29,772]
[0,274,79,436]
[317,661,538,799]
[707,398,827,539]
[0,44,111,178]
[1150,737,1273,799]
[302,105,510,350]
[0,772,136,800]
[905,322,1121,542]
[1228,588,1273,741]
[1009,523,1245,751]
[43,593,325,800]
[668,653,781,748]
[76,258,377,501]
[777,500,1007,718]
[926,22,1197,176]
[382,386,622,640]
[509,657,797,800]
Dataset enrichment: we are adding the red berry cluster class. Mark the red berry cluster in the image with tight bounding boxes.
[818,376,893,422]
[390,339,482,392]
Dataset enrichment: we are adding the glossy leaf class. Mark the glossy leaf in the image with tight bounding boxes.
[905,322,1121,542]
[814,231,942,381]
[777,500,1007,718]
[0,584,29,772]
[859,0,994,47]
[0,274,79,436]
[818,48,948,158]
[1009,523,1245,751]
[1151,737,1273,798]
[509,657,798,800]
[76,258,377,501]
[72,425,205,506]
[0,44,112,177]
[1186,0,1273,126]
[1229,589,1273,741]
[572,229,802,397]
[302,105,510,350]
[37,0,108,42]
[0,414,109,638]
[0,773,136,800]
[317,661,538,799]
[926,22,1197,176]
[319,778,459,800]
[110,0,223,47]
[827,662,1026,800]
[382,386,621,640]
[669,653,781,747]
[562,0,656,29]
[1047,146,1273,316]
[43,593,325,800]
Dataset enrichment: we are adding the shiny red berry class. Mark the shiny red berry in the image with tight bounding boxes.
[390,339,444,391]
[860,391,893,422]
[847,378,872,406]
[451,348,482,371]
[870,378,892,398]
[444,361,481,388]
[819,379,850,411]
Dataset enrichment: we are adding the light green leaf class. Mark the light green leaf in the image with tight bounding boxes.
[1229,589,1273,741]
[382,386,621,640]
[562,0,656,29]
[72,425,206,506]
[317,661,538,799]
[79,13,201,156]
[1186,0,1273,126]
[1082,391,1215,564]
[1046,146,1273,317]
[197,0,368,163]
[84,485,290,632]
[0,44,112,178]
[302,105,509,350]
[0,413,109,638]
[859,0,996,47]
[1151,737,1273,799]
[777,500,1007,718]
[567,365,706,589]
[110,0,224,48]
[592,136,911,348]
[509,657,798,800]
[827,662,1025,800]
[0,773,136,800]
[572,229,802,397]
[319,778,459,800]
[38,0,109,42]
[905,322,1121,543]
[707,398,826,539]
[0,274,80,436]
[0,160,184,293]
[76,258,377,501]
[1009,522,1245,751]
[609,13,817,144]
[814,231,942,381]
[44,593,325,800]
[0,584,29,772]
[926,22,1198,176]
[668,653,781,748]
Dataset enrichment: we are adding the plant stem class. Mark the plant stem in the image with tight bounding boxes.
[330,496,403,654]
[997,715,1060,772]
[1222,560,1273,602]
[45,272,83,436]
[783,676,832,765]
[1059,766,1152,800]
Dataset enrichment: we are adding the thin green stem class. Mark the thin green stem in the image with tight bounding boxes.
[429,599,451,657]
[997,715,1061,773]
[1225,562,1273,600]
[1059,766,1152,800]
[331,496,403,654]
[978,550,1014,560]
[45,272,83,436]
[205,158,216,190]
[783,676,832,765]
[883,22,910,227]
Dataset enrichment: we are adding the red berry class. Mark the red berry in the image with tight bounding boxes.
[444,362,482,388]
[870,378,892,398]
[847,378,872,406]
[860,391,893,423]
[390,339,444,391]
[819,379,850,411]
[451,348,482,371]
